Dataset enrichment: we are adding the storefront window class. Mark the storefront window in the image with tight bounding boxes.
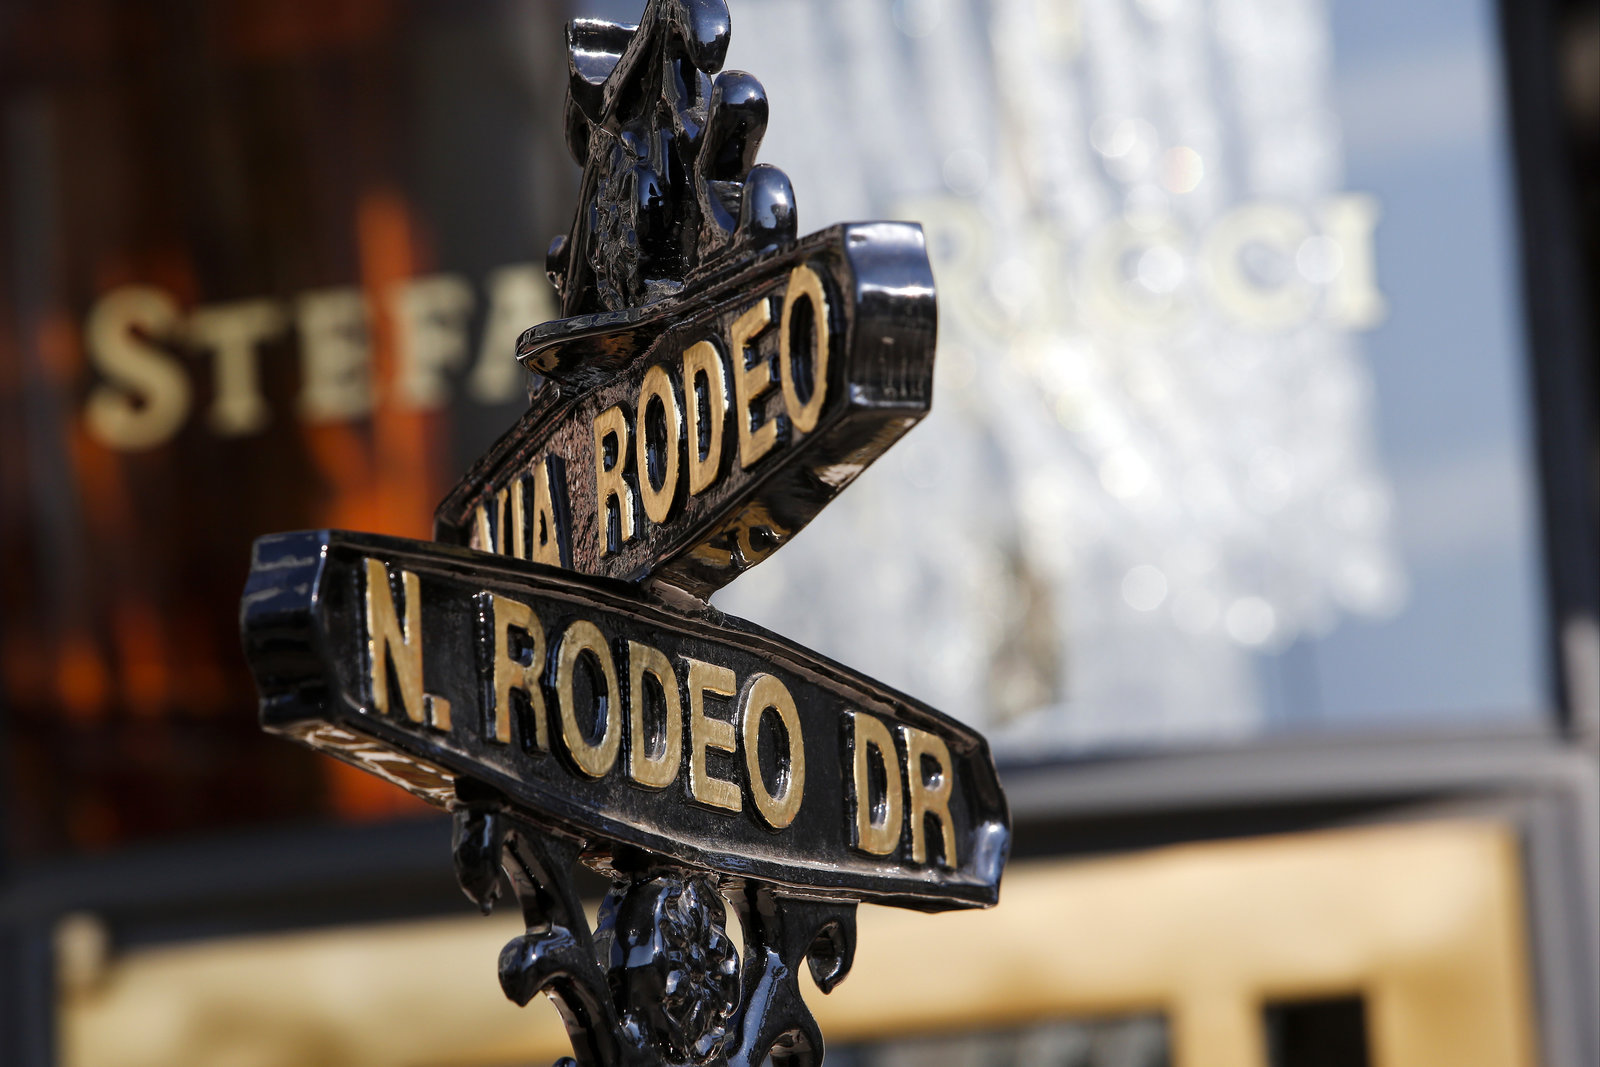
[712,0,1550,752]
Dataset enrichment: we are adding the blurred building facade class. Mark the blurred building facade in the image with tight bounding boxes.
[1,1,1595,1066]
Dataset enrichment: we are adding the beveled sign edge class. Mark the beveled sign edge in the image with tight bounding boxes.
[432,220,937,596]
[242,528,1009,912]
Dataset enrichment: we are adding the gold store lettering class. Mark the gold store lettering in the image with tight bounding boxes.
[83,264,555,452]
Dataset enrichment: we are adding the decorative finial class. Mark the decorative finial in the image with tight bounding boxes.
[547,0,797,316]
[242,4,1006,1066]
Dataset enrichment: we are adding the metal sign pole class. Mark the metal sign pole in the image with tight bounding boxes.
[240,3,1010,1065]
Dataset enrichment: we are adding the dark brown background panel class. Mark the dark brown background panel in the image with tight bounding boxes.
[0,0,577,860]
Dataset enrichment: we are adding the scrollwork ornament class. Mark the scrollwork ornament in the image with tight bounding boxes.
[454,803,858,1067]
[236,3,1003,1065]
[599,874,742,1064]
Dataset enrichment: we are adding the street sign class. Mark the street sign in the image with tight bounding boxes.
[240,2,1008,1064]
[245,529,1007,910]
[435,222,936,596]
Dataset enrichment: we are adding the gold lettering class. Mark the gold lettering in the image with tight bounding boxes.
[848,711,903,856]
[495,488,510,555]
[296,288,372,422]
[488,594,547,748]
[467,265,557,403]
[627,641,682,789]
[510,477,528,560]
[530,457,565,567]
[740,673,805,830]
[635,363,682,524]
[731,299,777,469]
[392,274,475,410]
[687,659,740,811]
[84,286,190,451]
[900,725,957,868]
[554,619,621,778]
[593,405,635,555]
[683,340,727,495]
[1321,194,1386,329]
[189,299,285,437]
[778,264,830,434]
[423,694,452,731]
[363,558,429,725]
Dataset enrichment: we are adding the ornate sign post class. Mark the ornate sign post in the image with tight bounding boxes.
[241,3,1009,1064]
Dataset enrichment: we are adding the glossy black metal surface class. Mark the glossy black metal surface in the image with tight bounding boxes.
[241,2,1005,1063]
[436,221,936,597]
[244,529,1007,910]
[433,0,938,600]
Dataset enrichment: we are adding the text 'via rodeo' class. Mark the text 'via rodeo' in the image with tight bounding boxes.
[471,261,833,566]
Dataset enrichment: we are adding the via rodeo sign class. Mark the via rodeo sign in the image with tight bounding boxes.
[240,4,1010,1066]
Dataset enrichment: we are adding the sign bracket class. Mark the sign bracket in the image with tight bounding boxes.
[452,799,859,1067]
[240,2,1008,1063]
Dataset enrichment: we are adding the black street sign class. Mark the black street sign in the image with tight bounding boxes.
[435,223,936,598]
[244,529,1007,910]
[240,1,1008,1064]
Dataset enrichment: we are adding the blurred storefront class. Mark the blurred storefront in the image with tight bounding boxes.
[1,1,1594,1065]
